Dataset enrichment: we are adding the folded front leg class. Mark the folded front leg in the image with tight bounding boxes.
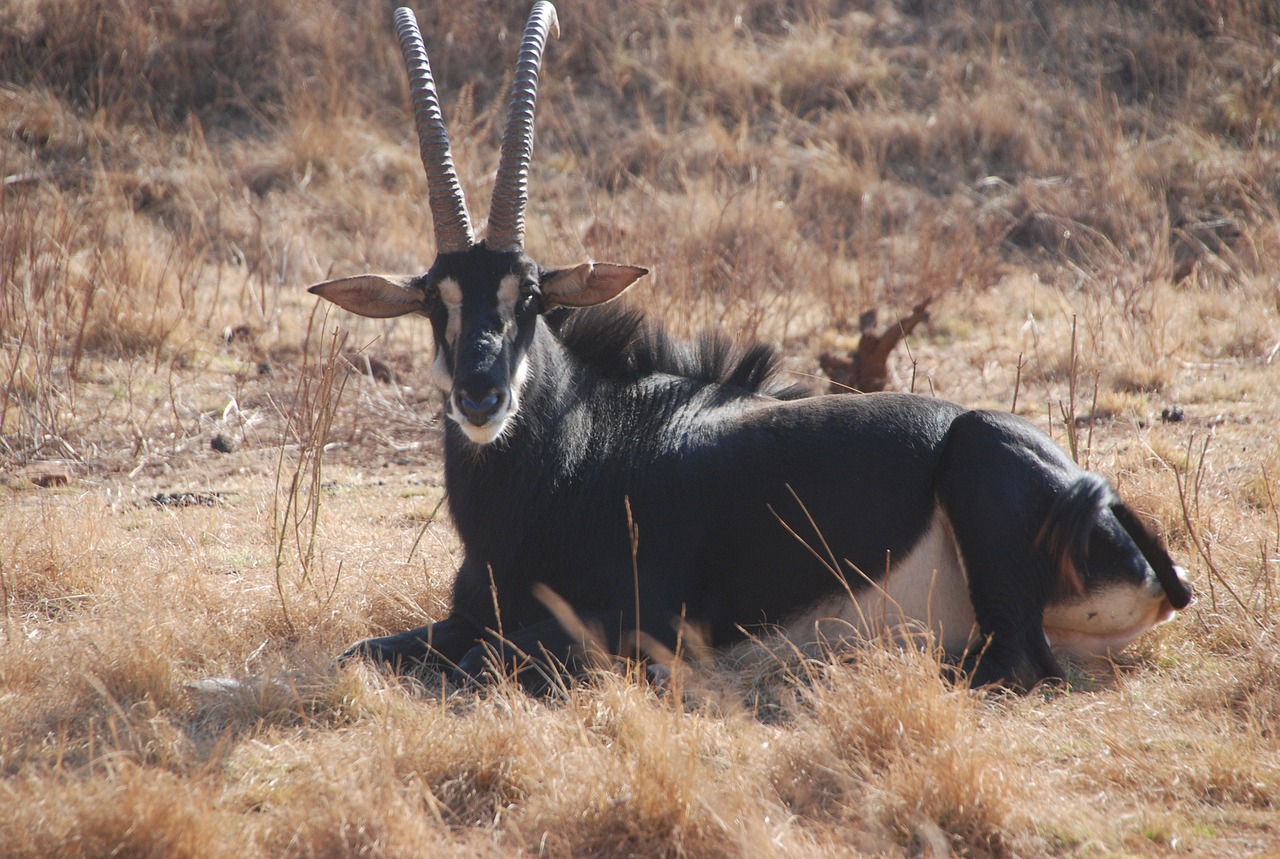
[341,614,482,674]
[453,612,629,695]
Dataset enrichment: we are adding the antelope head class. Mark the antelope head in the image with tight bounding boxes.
[309,3,647,445]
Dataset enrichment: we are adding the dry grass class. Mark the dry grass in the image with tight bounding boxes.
[2,0,1279,855]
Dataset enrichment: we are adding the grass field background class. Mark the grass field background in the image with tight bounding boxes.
[2,0,1279,855]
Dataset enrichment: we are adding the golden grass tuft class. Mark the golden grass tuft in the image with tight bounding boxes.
[0,765,248,859]
[761,645,1020,856]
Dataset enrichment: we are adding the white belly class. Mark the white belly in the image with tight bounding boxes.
[782,511,979,654]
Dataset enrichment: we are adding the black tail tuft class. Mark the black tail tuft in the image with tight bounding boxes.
[1035,473,1115,597]
[1110,502,1193,609]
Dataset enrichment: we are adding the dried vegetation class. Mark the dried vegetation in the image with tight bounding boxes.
[2,0,1279,855]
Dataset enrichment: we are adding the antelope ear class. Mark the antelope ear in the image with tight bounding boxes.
[308,274,425,319]
[541,262,648,308]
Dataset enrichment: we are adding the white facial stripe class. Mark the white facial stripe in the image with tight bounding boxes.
[497,273,520,317]
[438,277,463,346]
[429,348,453,393]
[438,278,463,307]
[510,355,529,403]
[445,307,460,346]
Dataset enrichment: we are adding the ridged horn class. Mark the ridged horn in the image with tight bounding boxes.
[485,1,560,252]
[394,7,474,254]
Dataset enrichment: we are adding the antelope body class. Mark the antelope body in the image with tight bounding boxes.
[311,3,1193,694]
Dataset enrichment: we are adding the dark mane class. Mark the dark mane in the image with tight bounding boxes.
[547,304,812,401]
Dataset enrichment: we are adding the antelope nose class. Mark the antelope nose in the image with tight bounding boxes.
[455,387,506,426]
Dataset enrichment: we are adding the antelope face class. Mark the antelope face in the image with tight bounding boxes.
[307,249,645,447]
[303,247,544,448]
[423,250,646,446]
[424,247,541,445]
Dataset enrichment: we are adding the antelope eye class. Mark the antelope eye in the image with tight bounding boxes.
[517,285,542,313]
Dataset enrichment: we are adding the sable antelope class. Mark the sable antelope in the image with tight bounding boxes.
[310,3,1193,694]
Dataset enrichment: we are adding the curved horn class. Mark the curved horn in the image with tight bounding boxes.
[394,7,474,254]
[485,1,560,252]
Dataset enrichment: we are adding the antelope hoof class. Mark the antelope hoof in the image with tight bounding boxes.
[340,631,430,669]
